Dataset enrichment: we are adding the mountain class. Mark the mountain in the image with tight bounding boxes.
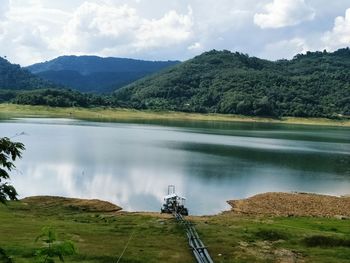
[26,56,180,93]
[114,49,350,117]
[0,57,56,91]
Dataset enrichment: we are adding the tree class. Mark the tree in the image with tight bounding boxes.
[35,227,76,263]
[0,137,25,204]
[254,96,276,116]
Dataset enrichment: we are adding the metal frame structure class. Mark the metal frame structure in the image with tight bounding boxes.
[161,185,188,216]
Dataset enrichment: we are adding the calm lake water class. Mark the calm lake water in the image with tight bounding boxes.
[1,118,350,215]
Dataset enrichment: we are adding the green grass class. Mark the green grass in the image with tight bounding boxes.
[0,103,349,127]
[303,235,350,248]
[191,214,350,263]
[0,201,193,263]
[254,229,289,241]
[1,200,350,262]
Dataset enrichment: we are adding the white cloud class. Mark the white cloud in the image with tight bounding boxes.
[54,3,140,52]
[323,8,350,50]
[188,42,202,50]
[0,0,10,18]
[54,2,193,56]
[0,1,73,65]
[254,0,315,29]
[1,0,350,65]
[135,8,193,50]
[261,38,309,60]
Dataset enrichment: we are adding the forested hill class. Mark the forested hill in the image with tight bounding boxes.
[26,56,179,93]
[115,49,350,117]
[0,57,56,90]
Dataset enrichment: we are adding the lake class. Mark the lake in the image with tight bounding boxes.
[1,118,350,215]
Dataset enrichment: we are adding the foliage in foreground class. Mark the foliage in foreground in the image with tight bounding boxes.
[35,227,76,263]
[0,137,25,204]
[0,247,14,263]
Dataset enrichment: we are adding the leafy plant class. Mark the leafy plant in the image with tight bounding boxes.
[35,227,76,263]
[0,247,14,263]
[0,137,25,204]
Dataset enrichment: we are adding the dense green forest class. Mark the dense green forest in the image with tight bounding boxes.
[26,56,179,93]
[1,49,350,118]
[0,89,117,107]
[115,49,350,117]
[0,57,57,91]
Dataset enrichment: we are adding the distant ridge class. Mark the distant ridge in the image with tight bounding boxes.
[1,49,350,118]
[26,55,180,93]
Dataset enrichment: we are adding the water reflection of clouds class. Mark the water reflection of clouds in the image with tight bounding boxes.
[11,154,350,215]
[2,118,350,215]
[13,161,188,212]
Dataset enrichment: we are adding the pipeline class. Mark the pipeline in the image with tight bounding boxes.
[174,212,214,263]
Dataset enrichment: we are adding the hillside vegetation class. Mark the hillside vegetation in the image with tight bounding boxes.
[1,49,350,119]
[115,49,350,118]
[26,56,179,93]
[2,89,112,107]
[0,57,56,91]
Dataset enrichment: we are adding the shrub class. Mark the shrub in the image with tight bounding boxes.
[303,235,350,247]
[0,248,13,263]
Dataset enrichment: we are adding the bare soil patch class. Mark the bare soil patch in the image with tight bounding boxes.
[228,192,350,217]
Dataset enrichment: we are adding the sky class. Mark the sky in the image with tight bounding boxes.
[1,0,350,66]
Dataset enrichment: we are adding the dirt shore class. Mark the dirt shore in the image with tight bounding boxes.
[21,193,350,218]
[22,196,122,212]
[227,192,350,217]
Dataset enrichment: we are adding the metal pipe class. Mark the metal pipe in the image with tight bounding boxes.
[174,212,214,263]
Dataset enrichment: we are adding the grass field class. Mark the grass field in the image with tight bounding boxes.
[1,103,349,127]
[0,198,349,263]
[193,213,350,263]
[0,199,193,263]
